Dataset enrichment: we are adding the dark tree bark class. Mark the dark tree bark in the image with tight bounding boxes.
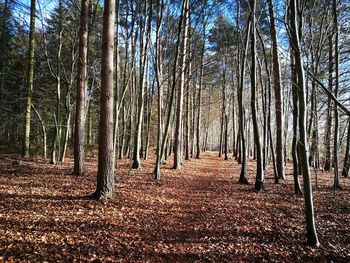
[74,0,89,176]
[291,53,302,195]
[23,0,36,158]
[250,0,264,192]
[332,0,341,190]
[153,0,164,180]
[324,35,333,171]
[93,0,116,200]
[342,120,350,177]
[268,0,284,180]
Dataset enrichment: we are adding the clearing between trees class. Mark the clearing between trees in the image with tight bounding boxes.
[0,152,349,262]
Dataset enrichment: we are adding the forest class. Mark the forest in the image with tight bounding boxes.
[0,0,349,261]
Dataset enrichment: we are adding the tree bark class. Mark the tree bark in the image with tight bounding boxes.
[23,0,36,158]
[238,11,251,185]
[332,0,340,190]
[93,0,116,200]
[289,0,320,247]
[173,0,189,169]
[250,0,264,192]
[268,0,284,180]
[74,0,89,175]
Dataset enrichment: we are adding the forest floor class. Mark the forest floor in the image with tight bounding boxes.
[0,152,349,262]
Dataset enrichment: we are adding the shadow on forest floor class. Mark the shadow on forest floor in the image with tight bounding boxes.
[0,152,349,262]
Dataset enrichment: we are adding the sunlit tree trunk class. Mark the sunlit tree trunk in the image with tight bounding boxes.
[196,25,205,159]
[132,0,151,169]
[238,11,251,184]
[173,0,189,169]
[74,0,89,175]
[153,0,164,180]
[93,0,116,200]
[289,0,320,247]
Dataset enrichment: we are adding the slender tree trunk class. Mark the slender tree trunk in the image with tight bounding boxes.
[342,120,350,177]
[173,0,189,169]
[291,53,302,195]
[0,0,9,104]
[32,105,47,159]
[196,24,205,159]
[268,0,284,180]
[289,0,320,247]
[74,0,89,175]
[50,0,63,164]
[153,0,164,180]
[159,0,185,163]
[333,0,340,190]
[184,40,191,161]
[132,1,150,169]
[23,0,36,158]
[238,12,251,184]
[250,0,264,192]
[324,35,333,171]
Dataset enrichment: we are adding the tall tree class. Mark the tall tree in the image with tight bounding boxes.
[93,0,115,200]
[23,0,36,158]
[74,0,90,176]
[332,0,340,190]
[173,0,189,169]
[267,0,284,180]
[250,0,264,192]
[289,0,320,247]
[238,9,251,184]
[132,0,152,169]
[153,0,164,180]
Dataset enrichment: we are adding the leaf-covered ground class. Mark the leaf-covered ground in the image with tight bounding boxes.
[0,152,349,262]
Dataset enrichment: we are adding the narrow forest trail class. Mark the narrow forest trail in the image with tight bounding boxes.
[0,152,349,262]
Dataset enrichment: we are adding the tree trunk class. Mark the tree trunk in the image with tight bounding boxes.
[93,0,116,200]
[332,0,340,190]
[238,11,251,184]
[196,24,205,159]
[23,0,36,158]
[32,105,47,159]
[74,0,89,175]
[250,0,264,192]
[132,0,151,169]
[289,0,320,247]
[173,0,189,169]
[291,53,302,195]
[153,0,164,180]
[268,0,284,180]
[342,120,350,177]
[324,35,333,171]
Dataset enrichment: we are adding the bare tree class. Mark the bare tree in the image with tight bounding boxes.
[289,0,320,247]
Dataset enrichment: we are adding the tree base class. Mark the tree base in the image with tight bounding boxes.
[254,180,265,192]
[132,159,141,169]
[92,189,115,200]
[238,176,249,184]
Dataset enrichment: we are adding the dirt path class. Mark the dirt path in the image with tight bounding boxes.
[0,152,349,262]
